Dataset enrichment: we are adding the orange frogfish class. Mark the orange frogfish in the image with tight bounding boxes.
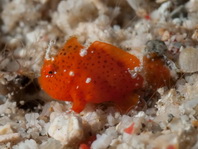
[39,37,143,113]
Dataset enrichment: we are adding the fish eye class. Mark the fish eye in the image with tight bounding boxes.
[43,64,57,77]
[48,71,53,74]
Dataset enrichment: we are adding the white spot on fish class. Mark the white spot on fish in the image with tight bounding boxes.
[85,78,91,83]
[128,68,137,79]
[80,48,88,57]
[69,71,75,76]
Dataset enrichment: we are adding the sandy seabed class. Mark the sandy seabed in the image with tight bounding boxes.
[1,0,198,149]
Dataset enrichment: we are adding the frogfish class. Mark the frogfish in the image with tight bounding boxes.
[39,37,143,113]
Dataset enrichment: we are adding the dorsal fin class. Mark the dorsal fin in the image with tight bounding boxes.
[89,41,140,70]
[59,37,84,54]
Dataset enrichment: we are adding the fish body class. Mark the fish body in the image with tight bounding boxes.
[39,37,143,112]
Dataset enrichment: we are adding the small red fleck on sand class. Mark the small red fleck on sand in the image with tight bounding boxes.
[124,123,135,134]
[79,135,96,149]
[148,119,153,122]
[145,15,151,20]
[79,144,90,149]
[167,145,175,149]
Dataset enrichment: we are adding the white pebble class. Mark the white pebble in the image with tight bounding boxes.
[13,139,38,149]
[48,113,84,145]
[178,47,198,73]
[0,124,13,135]
[19,101,25,105]
[0,133,20,144]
